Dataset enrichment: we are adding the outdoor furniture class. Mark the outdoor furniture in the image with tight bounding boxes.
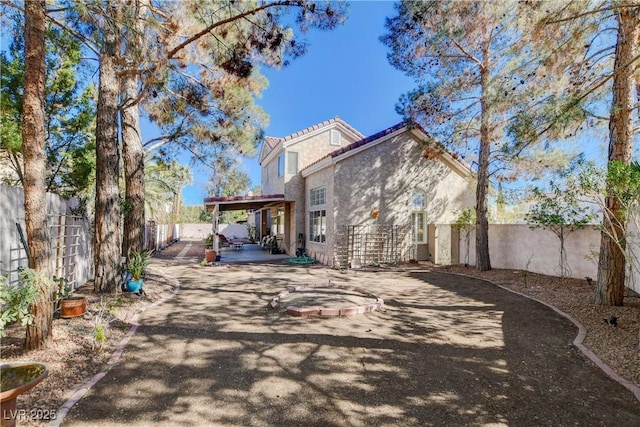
[219,234,245,251]
[218,234,231,249]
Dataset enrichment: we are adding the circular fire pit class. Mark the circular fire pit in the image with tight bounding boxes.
[270,282,383,317]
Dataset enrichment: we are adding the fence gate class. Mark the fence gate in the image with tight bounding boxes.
[335,224,409,268]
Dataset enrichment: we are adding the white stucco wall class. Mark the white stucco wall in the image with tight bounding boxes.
[461,224,601,281]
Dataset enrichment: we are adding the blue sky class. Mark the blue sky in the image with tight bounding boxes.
[180,1,415,205]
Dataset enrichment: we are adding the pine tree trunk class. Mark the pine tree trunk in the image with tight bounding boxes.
[22,0,53,350]
[121,75,145,255]
[475,41,492,272]
[94,13,122,294]
[593,7,639,306]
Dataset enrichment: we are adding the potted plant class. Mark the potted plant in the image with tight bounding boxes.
[55,275,87,319]
[126,250,152,293]
[204,233,217,262]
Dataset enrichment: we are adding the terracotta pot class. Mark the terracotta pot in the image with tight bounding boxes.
[59,297,87,319]
[205,249,216,263]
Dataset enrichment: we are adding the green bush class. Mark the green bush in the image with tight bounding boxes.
[0,269,46,338]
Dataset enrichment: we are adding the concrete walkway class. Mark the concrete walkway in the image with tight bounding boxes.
[61,244,640,426]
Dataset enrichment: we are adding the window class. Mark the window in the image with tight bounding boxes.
[310,187,326,207]
[275,208,285,235]
[309,210,326,243]
[330,129,341,146]
[411,212,426,243]
[287,151,298,175]
[277,153,285,177]
[411,188,427,243]
[412,189,426,209]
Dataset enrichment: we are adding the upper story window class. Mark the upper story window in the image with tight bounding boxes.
[330,129,341,146]
[310,186,326,207]
[277,153,285,177]
[287,151,298,175]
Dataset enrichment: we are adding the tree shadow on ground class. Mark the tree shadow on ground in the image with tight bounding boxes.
[62,265,640,426]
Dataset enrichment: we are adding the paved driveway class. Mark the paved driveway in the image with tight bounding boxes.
[62,260,640,426]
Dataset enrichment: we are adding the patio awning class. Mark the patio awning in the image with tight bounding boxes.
[203,194,286,212]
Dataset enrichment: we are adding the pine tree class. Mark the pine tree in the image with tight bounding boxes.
[22,0,53,349]
[382,1,562,271]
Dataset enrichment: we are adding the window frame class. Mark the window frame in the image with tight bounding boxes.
[330,129,341,146]
[277,153,285,177]
[287,151,298,175]
[310,186,326,207]
[309,209,326,243]
[411,188,427,244]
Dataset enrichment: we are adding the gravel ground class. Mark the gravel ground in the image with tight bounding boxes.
[0,267,178,427]
[1,246,639,425]
[437,264,640,391]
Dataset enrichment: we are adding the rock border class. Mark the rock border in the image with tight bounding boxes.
[270,282,384,317]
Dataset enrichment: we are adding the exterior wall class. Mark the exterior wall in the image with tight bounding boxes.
[304,165,336,265]
[332,130,474,249]
[461,224,602,283]
[334,131,474,227]
[284,174,305,248]
[261,157,283,195]
[179,223,213,239]
[286,126,360,171]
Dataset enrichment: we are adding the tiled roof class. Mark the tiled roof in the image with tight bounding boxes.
[263,137,280,149]
[263,117,365,148]
[327,121,409,159]
[301,121,413,171]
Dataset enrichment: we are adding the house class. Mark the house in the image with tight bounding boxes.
[204,117,475,267]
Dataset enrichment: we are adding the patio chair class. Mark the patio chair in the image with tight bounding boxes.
[218,234,231,249]
[219,234,244,251]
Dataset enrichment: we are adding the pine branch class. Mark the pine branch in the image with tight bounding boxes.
[545,4,639,25]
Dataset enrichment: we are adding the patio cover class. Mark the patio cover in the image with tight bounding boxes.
[203,194,286,212]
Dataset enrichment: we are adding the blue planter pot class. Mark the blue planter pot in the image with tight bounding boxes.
[126,279,143,293]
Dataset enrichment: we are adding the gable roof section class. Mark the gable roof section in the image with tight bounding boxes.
[258,117,365,164]
[301,121,473,178]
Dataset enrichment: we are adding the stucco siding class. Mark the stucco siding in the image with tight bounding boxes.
[304,165,335,264]
[261,157,283,195]
[287,127,359,171]
[333,131,474,231]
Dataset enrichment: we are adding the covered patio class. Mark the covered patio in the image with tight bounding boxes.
[203,194,297,256]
